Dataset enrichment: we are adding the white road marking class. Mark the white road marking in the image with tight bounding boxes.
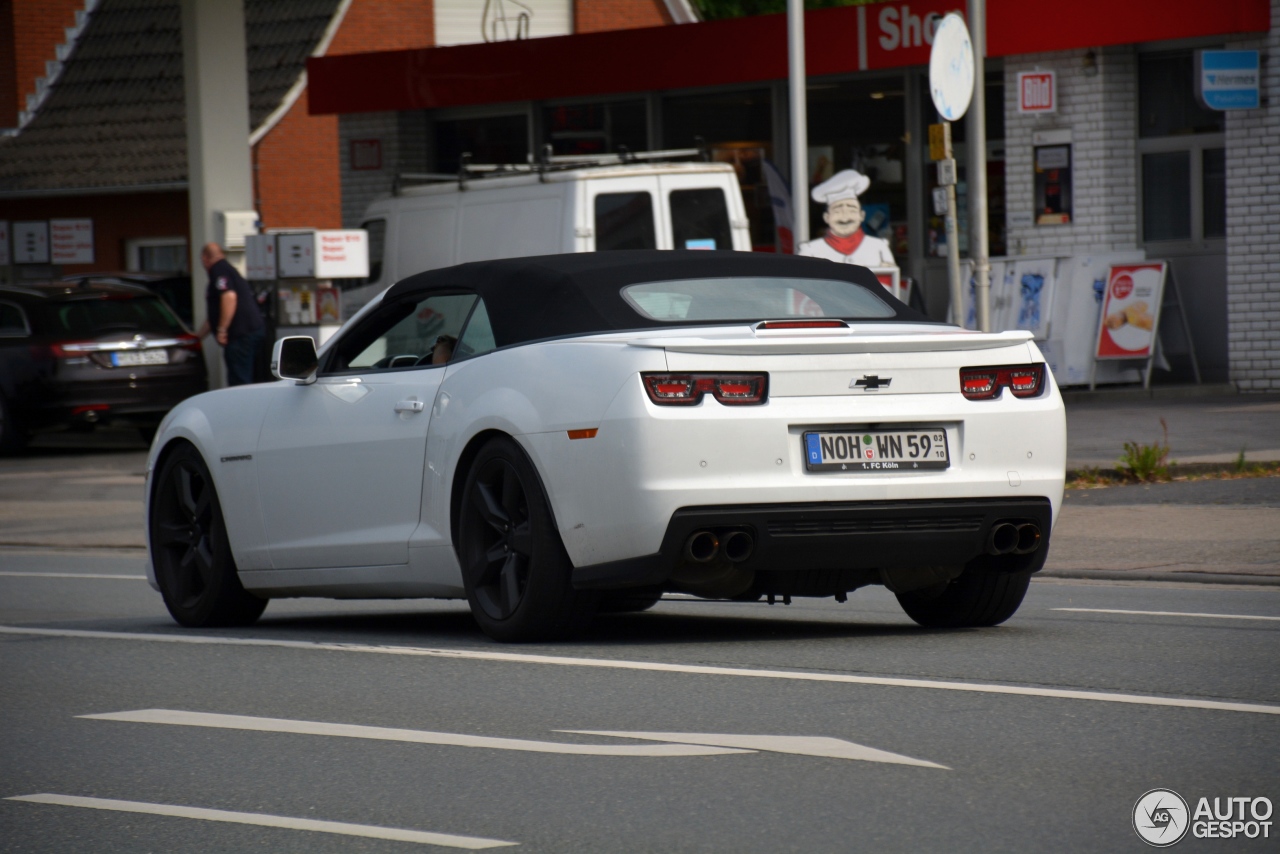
[0,572,144,580]
[3,625,1277,716]
[1053,607,1280,623]
[565,731,948,769]
[5,793,516,849]
[81,709,747,758]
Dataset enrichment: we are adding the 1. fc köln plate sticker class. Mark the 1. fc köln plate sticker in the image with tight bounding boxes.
[1095,263,1167,359]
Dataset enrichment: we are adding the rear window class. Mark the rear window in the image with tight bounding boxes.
[595,192,656,250]
[670,188,731,251]
[622,277,896,322]
[49,295,185,337]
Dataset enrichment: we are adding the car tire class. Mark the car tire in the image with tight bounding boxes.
[458,436,597,642]
[150,444,267,628]
[895,566,1032,628]
[0,396,28,455]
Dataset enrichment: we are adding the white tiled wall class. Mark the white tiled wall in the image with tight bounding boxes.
[1003,46,1139,258]
[1224,0,1280,391]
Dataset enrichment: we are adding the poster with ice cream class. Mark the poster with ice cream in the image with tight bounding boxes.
[1095,263,1166,359]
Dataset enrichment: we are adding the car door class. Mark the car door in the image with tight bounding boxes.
[255,291,478,569]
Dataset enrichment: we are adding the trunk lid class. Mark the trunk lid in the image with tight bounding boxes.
[626,324,1036,397]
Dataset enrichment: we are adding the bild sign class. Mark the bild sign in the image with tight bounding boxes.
[1197,50,1260,110]
[1017,71,1056,114]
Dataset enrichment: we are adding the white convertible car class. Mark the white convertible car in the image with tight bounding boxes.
[145,251,1065,641]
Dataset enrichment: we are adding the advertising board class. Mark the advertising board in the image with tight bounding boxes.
[50,219,94,265]
[1095,263,1167,360]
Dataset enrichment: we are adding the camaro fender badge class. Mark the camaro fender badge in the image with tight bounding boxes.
[220,454,253,463]
[852,375,892,391]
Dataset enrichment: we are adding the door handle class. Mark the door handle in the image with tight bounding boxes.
[395,399,425,413]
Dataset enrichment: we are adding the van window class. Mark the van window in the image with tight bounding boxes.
[670,188,731,251]
[455,298,497,359]
[360,219,386,284]
[595,192,656,251]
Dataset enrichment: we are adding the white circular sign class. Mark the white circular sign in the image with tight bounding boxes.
[928,13,974,121]
[1132,789,1190,847]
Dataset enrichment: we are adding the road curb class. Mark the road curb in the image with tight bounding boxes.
[1038,568,1280,587]
[1066,461,1280,482]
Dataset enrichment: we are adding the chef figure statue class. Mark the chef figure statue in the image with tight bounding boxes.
[797,169,897,269]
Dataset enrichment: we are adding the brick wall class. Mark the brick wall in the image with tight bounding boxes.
[255,97,342,230]
[1224,0,1280,392]
[1003,46,1139,257]
[327,0,434,55]
[0,190,189,273]
[0,0,84,128]
[256,0,436,233]
[574,0,672,33]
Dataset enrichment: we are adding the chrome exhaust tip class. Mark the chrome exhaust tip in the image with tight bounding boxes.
[1013,523,1042,555]
[684,530,720,563]
[721,530,754,563]
[986,522,1019,555]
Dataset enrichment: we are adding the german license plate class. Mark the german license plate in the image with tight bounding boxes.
[111,349,169,367]
[803,427,949,472]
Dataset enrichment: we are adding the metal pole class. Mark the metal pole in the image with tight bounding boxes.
[967,0,991,331]
[943,132,963,328]
[787,0,809,245]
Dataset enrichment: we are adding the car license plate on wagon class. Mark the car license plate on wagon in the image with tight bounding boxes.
[803,428,949,472]
[111,349,169,367]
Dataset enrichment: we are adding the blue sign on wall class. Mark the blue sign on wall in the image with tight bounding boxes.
[1197,50,1261,111]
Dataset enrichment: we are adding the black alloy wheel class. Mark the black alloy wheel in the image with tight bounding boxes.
[895,565,1032,628]
[150,444,267,627]
[458,437,597,641]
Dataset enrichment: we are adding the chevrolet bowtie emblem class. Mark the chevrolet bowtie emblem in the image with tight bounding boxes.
[852,375,892,391]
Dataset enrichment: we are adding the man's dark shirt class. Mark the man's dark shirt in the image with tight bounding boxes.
[205,258,264,338]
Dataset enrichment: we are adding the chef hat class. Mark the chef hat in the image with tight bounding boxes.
[811,169,871,204]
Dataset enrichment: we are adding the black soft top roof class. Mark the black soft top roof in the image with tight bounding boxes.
[384,250,927,348]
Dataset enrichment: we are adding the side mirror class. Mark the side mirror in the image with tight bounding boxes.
[271,336,318,384]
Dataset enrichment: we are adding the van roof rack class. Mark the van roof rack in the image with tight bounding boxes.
[394,143,710,194]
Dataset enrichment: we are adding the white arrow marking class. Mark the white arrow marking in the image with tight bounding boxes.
[80,710,749,758]
[566,731,949,769]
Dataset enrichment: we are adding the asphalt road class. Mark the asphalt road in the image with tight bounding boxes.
[2,550,1277,853]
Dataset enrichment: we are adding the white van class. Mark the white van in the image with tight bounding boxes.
[346,159,753,315]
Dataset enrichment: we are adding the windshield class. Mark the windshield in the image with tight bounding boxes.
[621,276,895,323]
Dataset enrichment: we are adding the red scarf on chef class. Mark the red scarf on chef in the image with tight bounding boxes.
[823,230,866,256]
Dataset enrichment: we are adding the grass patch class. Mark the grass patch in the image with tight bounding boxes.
[1117,418,1171,483]
[1066,459,1280,489]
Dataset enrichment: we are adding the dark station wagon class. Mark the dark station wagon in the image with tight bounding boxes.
[0,280,207,452]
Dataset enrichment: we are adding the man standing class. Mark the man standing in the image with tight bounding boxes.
[196,242,265,386]
[797,169,898,268]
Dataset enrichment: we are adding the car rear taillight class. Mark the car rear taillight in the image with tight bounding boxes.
[49,341,95,358]
[959,364,1046,400]
[642,373,768,406]
[176,333,202,352]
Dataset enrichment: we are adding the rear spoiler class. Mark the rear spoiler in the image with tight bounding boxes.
[626,328,1034,356]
